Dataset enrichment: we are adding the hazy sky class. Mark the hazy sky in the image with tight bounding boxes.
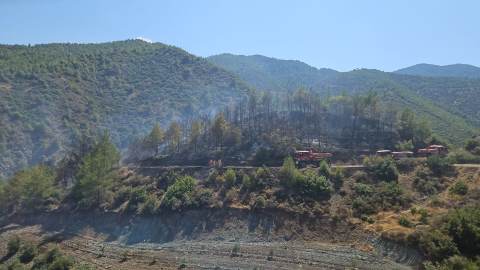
[1,0,478,72]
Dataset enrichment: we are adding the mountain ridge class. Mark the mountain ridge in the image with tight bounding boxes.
[393,63,480,78]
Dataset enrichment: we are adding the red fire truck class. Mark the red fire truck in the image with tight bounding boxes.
[294,150,332,168]
[418,145,448,157]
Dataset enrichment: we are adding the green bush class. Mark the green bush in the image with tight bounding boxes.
[427,155,452,172]
[352,183,372,196]
[34,245,62,267]
[256,196,265,207]
[411,207,417,215]
[279,156,297,183]
[377,157,398,181]
[141,195,158,216]
[318,160,331,177]
[164,176,195,209]
[448,149,480,164]
[464,139,479,152]
[8,236,22,255]
[360,214,368,221]
[442,205,480,258]
[232,243,240,253]
[114,186,132,206]
[50,256,75,270]
[255,147,269,164]
[334,167,344,183]
[398,217,413,228]
[288,170,332,198]
[367,216,375,224]
[21,241,38,263]
[363,156,373,171]
[129,186,147,205]
[6,259,27,270]
[449,181,469,196]
[224,168,236,187]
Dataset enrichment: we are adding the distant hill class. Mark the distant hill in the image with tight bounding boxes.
[0,40,256,178]
[207,54,480,144]
[394,63,480,78]
[207,54,338,92]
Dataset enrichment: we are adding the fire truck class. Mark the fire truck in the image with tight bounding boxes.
[376,150,392,157]
[418,145,448,157]
[294,150,332,168]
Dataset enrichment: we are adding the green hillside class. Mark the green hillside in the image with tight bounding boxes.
[206,54,479,144]
[0,40,256,179]
[207,54,338,91]
[394,63,480,78]
[311,69,480,144]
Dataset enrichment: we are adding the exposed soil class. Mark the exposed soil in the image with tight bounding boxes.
[1,208,421,269]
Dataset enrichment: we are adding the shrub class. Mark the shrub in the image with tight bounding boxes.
[352,183,372,196]
[396,140,414,152]
[268,248,275,258]
[141,195,158,216]
[448,149,480,164]
[50,255,75,270]
[21,241,38,263]
[34,245,62,267]
[114,186,132,206]
[151,254,158,265]
[363,156,373,171]
[164,176,195,209]
[360,214,368,221]
[377,157,398,181]
[129,186,147,205]
[397,217,413,228]
[225,188,238,202]
[279,157,296,183]
[442,204,480,257]
[334,167,344,183]
[427,155,452,172]
[464,139,480,152]
[367,216,375,224]
[196,188,213,205]
[8,236,22,255]
[6,259,27,270]
[449,181,469,196]
[418,208,429,224]
[122,249,130,261]
[232,243,240,253]
[255,147,269,164]
[289,170,332,198]
[411,207,417,215]
[224,168,237,187]
[256,196,265,207]
[318,160,331,177]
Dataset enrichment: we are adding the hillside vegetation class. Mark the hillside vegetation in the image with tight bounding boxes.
[0,40,255,178]
[394,63,480,78]
[207,55,480,144]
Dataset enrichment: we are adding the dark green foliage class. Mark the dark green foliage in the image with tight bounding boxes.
[395,140,414,152]
[232,243,240,253]
[419,208,429,224]
[256,196,265,206]
[427,155,453,172]
[464,139,480,152]
[20,241,38,263]
[49,256,75,270]
[318,160,331,177]
[279,157,296,183]
[0,41,256,179]
[5,259,27,270]
[352,183,372,196]
[288,170,332,198]
[448,149,480,164]
[164,176,195,209]
[398,217,413,228]
[224,168,236,187]
[8,236,22,255]
[367,216,375,224]
[254,147,269,164]
[449,181,469,196]
[141,196,158,216]
[34,245,74,270]
[377,157,398,181]
[352,181,411,215]
[196,188,213,205]
[114,186,133,206]
[129,186,147,205]
[334,167,344,183]
[442,205,480,258]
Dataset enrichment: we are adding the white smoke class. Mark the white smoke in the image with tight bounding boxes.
[136,36,153,43]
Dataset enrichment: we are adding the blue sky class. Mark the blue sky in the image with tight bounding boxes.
[1,0,478,72]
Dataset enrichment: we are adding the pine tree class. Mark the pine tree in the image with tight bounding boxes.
[76,130,121,206]
[188,119,201,153]
[148,122,164,155]
[212,110,227,150]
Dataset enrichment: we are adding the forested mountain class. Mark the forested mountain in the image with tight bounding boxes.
[0,40,256,179]
[207,54,339,91]
[207,54,480,144]
[394,63,480,78]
